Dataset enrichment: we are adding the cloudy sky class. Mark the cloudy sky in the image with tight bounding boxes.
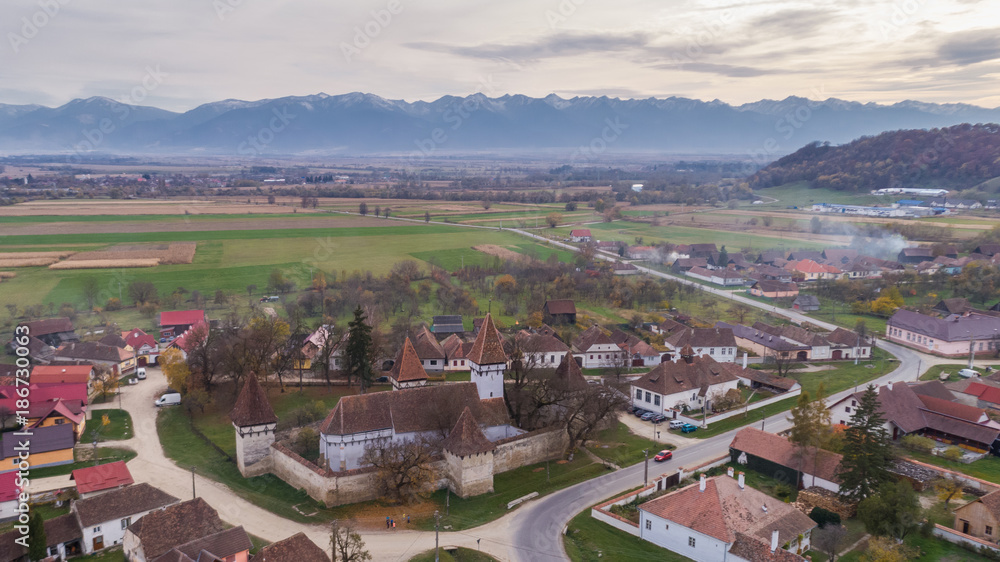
[2,0,998,111]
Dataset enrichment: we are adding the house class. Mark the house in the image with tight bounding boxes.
[411,325,447,372]
[158,309,206,339]
[825,327,872,360]
[123,497,248,562]
[842,257,885,279]
[30,364,94,392]
[1,423,75,473]
[630,348,744,415]
[610,261,640,275]
[570,229,592,242]
[441,333,474,371]
[511,331,571,368]
[1,513,85,561]
[627,246,657,260]
[748,280,799,299]
[121,329,159,365]
[609,330,662,366]
[776,325,831,360]
[670,258,709,274]
[822,248,859,265]
[664,328,737,363]
[15,317,79,348]
[688,243,718,258]
[637,474,815,562]
[51,342,135,376]
[26,398,87,438]
[251,532,330,562]
[951,381,1000,411]
[73,482,179,553]
[792,295,820,311]
[432,315,465,334]
[788,250,823,262]
[751,264,793,283]
[738,369,799,394]
[829,382,1000,452]
[952,489,1000,541]
[297,325,335,371]
[887,309,1000,356]
[717,322,811,360]
[0,470,23,522]
[786,259,842,281]
[388,337,429,390]
[651,317,687,338]
[730,428,842,492]
[543,300,577,325]
[71,461,134,499]
[757,250,786,265]
[898,247,934,264]
[974,245,1000,257]
[685,266,745,287]
[934,298,972,316]
[572,325,624,369]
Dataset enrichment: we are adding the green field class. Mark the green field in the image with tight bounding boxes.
[551,220,825,252]
[754,182,891,208]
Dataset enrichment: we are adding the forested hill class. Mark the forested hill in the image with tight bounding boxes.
[748,124,1000,192]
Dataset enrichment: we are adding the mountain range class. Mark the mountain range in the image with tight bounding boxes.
[0,93,998,158]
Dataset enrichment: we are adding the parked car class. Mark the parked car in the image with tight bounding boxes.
[136,367,146,380]
[958,368,979,378]
[374,376,390,383]
[651,414,667,424]
[633,408,648,417]
[680,423,697,433]
[668,420,685,429]
[654,450,673,462]
[155,390,182,407]
[640,412,657,421]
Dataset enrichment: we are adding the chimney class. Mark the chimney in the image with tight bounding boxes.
[727,466,734,478]
[887,381,893,391]
[771,530,779,553]
[742,352,748,369]
[738,472,745,489]
[699,473,707,492]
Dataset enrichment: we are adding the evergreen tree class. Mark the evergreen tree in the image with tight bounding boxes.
[717,245,729,268]
[28,511,46,560]
[345,306,374,392]
[838,384,894,501]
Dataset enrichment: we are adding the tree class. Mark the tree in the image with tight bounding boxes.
[788,385,831,488]
[27,511,46,560]
[717,246,729,268]
[838,385,894,501]
[812,524,848,562]
[482,198,492,210]
[344,306,375,391]
[185,323,222,389]
[330,520,372,562]
[81,276,101,310]
[562,384,629,452]
[359,202,368,216]
[861,536,916,562]
[92,367,119,402]
[127,280,157,305]
[160,347,190,394]
[565,201,577,211]
[932,475,962,507]
[246,284,257,298]
[374,205,381,218]
[293,427,320,460]
[858,480,921,541]
[383,207,390,219]
[361,437,438,504]
[811,216,823,234]
[424,211,431,223]
[546,212,562,228]
[727,303,752,324]
[183,387,212,415]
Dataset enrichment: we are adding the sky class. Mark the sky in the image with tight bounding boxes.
[2,0,999,112]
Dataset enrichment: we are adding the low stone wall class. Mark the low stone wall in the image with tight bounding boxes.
[934,524,1000,554]
[901,456,1000,494]
[493,427,567,473]
[796,487,857,519]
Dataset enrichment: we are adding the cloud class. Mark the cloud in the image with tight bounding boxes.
[936,28,1000,65]
[658,62,780,77]
[746,8,839,38]
[407,32,653,63]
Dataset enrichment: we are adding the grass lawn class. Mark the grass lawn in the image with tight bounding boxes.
[589,421,672,467]
[418,455,610,532]
[755,182,889,208]
[564,507,691,561]
[31,447,137,479]
[835,530,995,561]
[409,547,499,562]
[552,219,826,252]
[82,409,134,442]
[920,364,985,382]
[703,462,798,502]
[69,548,126,562]
[900,448,1000,483]
[0,501,70,533]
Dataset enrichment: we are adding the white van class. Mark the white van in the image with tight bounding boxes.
[136,367,147,380]
[958,368,979,378]
[155,390,182,407]
[668,420,685,429]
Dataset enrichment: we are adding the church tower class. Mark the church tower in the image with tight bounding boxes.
[229,374,278,476]
[467,313,507,400]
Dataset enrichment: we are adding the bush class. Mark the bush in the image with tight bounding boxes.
[774,483,794,501]
[943,446,964,461]
[902,434,935,453]
[809,507,842,528]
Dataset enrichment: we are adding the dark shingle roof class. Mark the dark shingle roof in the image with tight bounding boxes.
[411,325,446,359]
[665,327,737,349]
[889,309,1000,342]
[431,315,464,334]
[2,423,74,459]
[45,513,83,547]
[19,317,74,336]
[74,482,178,527]
[467,314,508,365]
[572,325,616,352]
[160,526,252,562]
[551,354,589,392]
[229,375,277,427]
[716,322,808,352]
[128,498,226,561]
[252,532,330,562]
[544,300,577,315]
[53,341,129,363]
[442,406,496,457]
[632,355,743,398]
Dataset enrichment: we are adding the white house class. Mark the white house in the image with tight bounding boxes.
[572,326,625,369]
[685,266,745,287]
[630,348,744,415]
[511,331,571,368]
[638,474,815,562]
[72,483,178,553]
[664,328,737,364]
[412,325,447,372]
[570,229,592,242]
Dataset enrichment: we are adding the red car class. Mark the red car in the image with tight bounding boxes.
[654,450,673,462]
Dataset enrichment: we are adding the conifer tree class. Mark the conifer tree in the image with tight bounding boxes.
[838,384,894,501]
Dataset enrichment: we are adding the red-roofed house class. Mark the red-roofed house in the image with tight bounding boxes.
[785,259,843,281]
[0,470,23,521]
[956,382,1000,412]
[158,310,206,339]
[71,461,134,498]
[31,365,94,394]
[27,398,87,438]
[121,329,159,366]
[570,229,592,242]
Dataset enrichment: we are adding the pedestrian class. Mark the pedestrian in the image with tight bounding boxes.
[390,518,395,529]
[386,516,390,529]
[392,520,396,529]
[407,514,410,524]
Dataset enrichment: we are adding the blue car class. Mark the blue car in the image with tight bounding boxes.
[680,423,697,433]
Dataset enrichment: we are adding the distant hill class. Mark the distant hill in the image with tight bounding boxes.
[1,93,999,157]
[748,124,1000,192]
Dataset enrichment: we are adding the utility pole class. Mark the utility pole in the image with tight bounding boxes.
[434,511,441,562]
[192,467,196,499]
[546,459,550,482]
[446,487,450,517]
[854,332,860,365]
[643,449,649,486]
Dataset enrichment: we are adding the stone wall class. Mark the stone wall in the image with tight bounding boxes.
[795,487,857,519]
[493,426,567,472]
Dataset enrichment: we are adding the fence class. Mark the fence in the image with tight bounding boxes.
[933,524,1000,554]
[672,387,801,427]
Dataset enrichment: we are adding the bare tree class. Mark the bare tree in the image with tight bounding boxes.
[768,350,798,378]
[812,524,847,562]
[330,520,372,562]
[562,384,629,452]
[361,437,438,504]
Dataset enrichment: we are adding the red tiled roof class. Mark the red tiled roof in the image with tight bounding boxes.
[252,532,330,562]
[71,460,134,494]
[570,229,592,237]
[123,328,159,350]
[730,427,842,483]
[0,471,21,503]
[551,355,589,392]
[229,375,278,427]
[442,407,496,457]
[411,326,446,359]
[572,325,616,352]
[390,338,429,382]
[964,382,1000,405]
[917,394,987,423]
[467,314,508,365]
[159,309,206,327]
[30,365,92,384]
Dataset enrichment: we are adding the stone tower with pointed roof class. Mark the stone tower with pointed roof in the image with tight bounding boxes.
[442,406,496,498]
[467,313,507,400]
[229,374,278,476]
[389,337,429,390]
